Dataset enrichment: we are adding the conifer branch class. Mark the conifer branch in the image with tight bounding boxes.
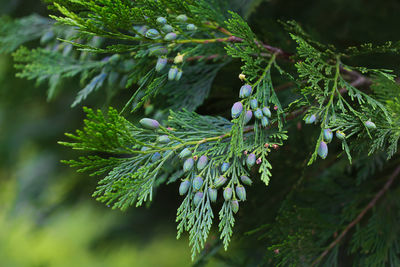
[311,164,400,266]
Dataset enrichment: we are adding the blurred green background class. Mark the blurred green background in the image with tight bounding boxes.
[1,0,400,266]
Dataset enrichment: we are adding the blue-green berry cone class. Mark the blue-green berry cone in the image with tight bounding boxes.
[145,28,160,39]
[317,141,328,159]
[192,176,203,191]
[197,155,208,170]
[179,148,192,159]
[365,120,376,129]
[240,175,253,186]
[305,114,317,124]
[336,130,346,140]
[161,24,173,33]
[179,180,191,195]
[236,185,246,201]
[183,158,194,172]
[323,129,333,143]
[157,135,170,143]
[246,153,256,168]
[254,108,263,119]
[164,32,177,41]
[221,163,230,173]
[156,17,167,25]
[151,152,161,162]
[175,70,183,81]
[223,187,233,201]
[168,67,178,80]
[186,24,197,31]
[155,57,167,72]
[176,14,188,22]
[193,192,203,206]
[250,99,258,109]
[139,118,160,130]
[148,46,168,56]
[214,176,227,188]
[208,188,218,202]
[244,110,253,125]
[231,102,243,119]
[231,200,239,213]
[261,116,269,127]
[262,107,272,118]
[239,84,252,98]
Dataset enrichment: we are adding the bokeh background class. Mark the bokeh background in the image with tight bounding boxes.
[1,0,400,266]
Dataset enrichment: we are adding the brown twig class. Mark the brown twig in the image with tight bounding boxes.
[310,165,400,266]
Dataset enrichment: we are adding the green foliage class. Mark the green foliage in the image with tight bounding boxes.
[3,0,400,265]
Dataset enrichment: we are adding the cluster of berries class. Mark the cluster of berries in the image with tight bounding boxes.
[231,84,274,127]
[178,149,253,213]
[304,114,377,159]
[142,14,199,81]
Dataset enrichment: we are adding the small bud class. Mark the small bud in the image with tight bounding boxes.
[145,28,160,39]
[193,191,203,206]
[223,187,233,201]
[157,135,170,143]
[176,14,188,22]
[174,53,184,64]
[323,129,333,143]
[161,24,174,33]
[155,57,167,72]
[231,200,239,213]
[164,32,177,41]
[239,84,252,98]
[197,155,208,170]
[318,141,328,159]
[186,24,197,31]
[168,66,178,80]
[179,180,191,195]
[261,116,269,127]
[240,176,252,186]
[244,150,248,155]
[192,176,203,191]
[365,120,376,129]
[272,144,279,149]
[179,148,192,159]
[244,110,253,125]
[221,163,230,173]
[208,188,217,202]
[183,158,194,172]
[151,152,161,162]
[139,118,160,130]
[254,108,263,119]
[175,69,183,81]
[231,102,243,119]
[250,99,258,109]
[239,73,246,81]
[262,107,271,118]
[256,158,262,164]
[156,17,167,25]
[305,114,316,124]
[246,153,256,168]
[336,130,346,140]
[274,105,278,111]
[236,185,246,201]
[214,176,227,188]
[193,155,198,161]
